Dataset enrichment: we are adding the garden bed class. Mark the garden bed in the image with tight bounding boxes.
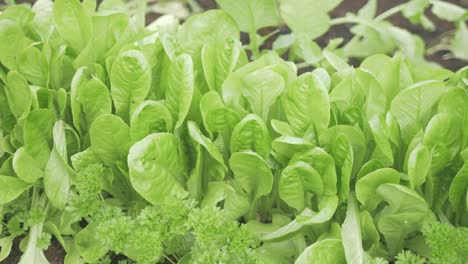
[0,0,467,263]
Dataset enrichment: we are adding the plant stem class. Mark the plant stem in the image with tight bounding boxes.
[330,16,381,32]
[263,29,281,42]
[375,3,407,21]
[32,187,39,208]
[249,30,260,59]
[187,0,203,14]
[331,3,408,26]
[164,254,177,264]
[426,43,451,55]
[330,16,371,26]
[248,199,259,220]
[296,61,311,69]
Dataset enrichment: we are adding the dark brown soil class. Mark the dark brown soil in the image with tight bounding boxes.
[0,0,467,263]
[1,237,66,263]
[44,241,67,264]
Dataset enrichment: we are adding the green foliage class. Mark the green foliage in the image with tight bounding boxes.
[422,222,468,264]
[0,0,467,263]
[188,207,259,264]
[395,250,426,264]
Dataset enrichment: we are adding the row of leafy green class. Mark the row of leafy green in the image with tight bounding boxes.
[0,0,467,263]
[214,0,467,66]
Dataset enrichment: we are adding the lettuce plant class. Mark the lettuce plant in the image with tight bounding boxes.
[0,0,467,263]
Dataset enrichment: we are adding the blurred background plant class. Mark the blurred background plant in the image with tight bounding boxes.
[0,0,466,71]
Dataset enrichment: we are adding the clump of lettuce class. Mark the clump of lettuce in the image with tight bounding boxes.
[0,0,467,263]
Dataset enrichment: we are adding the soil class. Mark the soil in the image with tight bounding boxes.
[0,0,467,263]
